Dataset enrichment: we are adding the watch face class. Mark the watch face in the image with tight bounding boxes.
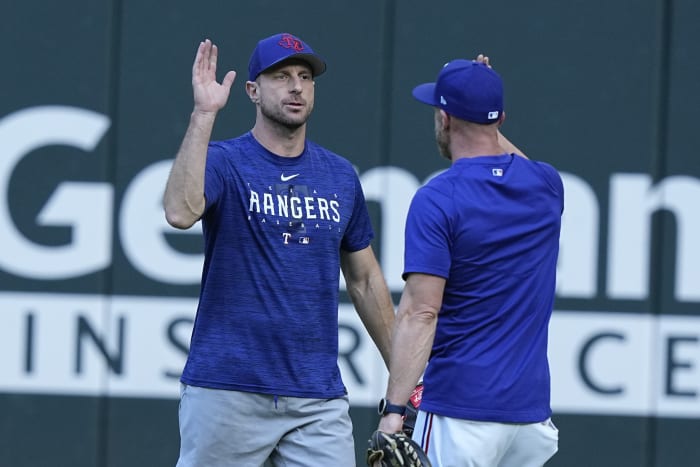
[378,398,405,416]
[378,398,386,415]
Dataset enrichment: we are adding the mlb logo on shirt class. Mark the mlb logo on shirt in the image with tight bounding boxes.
[299,237,310,244]
[492,168,504,177]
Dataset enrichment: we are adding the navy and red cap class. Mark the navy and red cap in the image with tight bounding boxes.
[412,59,504,124]
[248,32,327,81]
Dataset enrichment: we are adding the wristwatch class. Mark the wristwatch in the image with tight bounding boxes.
[378,397,406,416]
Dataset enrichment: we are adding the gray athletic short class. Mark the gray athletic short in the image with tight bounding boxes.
[175,384,355,467]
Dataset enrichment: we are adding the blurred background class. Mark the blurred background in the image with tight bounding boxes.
[1,0,699,465]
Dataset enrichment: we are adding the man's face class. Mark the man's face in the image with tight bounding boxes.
[256,60,315,130]
[434,109,451,161]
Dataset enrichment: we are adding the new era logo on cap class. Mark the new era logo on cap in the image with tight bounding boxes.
[440,96,447,105]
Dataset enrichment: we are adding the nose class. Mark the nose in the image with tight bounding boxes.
[289,76,303,93]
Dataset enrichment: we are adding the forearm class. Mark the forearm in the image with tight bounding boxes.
[349,281,395,368]
[377,302,436,434]
[163,110,217,228]
[347,269,395,369]
[377,274,442,433]
[385,307,436,406]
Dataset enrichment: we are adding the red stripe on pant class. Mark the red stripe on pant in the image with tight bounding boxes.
[420,412,434,455]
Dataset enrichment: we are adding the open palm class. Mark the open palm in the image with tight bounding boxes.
[192,39,236,113]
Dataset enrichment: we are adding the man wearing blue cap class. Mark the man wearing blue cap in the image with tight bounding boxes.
[164,33,395,467]
[376,56,562,466]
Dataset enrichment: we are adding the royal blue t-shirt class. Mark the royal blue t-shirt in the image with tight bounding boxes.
[180,132,374,398]
[404,154,563,423]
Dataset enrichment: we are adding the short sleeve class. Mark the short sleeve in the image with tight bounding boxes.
[536,161,565,215]
[203,143,227,213]
[340,173,374,252]
[403,186,452,280]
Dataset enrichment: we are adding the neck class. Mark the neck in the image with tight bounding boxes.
[449,123,504,162]
[251,118,306,158]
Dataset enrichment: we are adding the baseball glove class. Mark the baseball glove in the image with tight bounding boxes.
[366,430,432,467]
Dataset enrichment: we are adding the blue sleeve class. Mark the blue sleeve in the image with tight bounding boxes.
[535,161,565,214]
[403,186,452,280]
[340,173,374,252]
[203,143,227,213]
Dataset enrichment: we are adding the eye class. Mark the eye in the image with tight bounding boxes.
[300,73,312,81]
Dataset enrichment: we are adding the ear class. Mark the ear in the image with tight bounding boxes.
[498,111,506,127]
[438,109,451,130]
[246,81,260,103]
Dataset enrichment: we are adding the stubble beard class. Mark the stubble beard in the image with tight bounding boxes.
[435,125,452,161]
[260,97,312,131]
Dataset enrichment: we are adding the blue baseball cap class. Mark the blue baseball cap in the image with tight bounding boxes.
[412,59,504,124]
[248,33,326,81]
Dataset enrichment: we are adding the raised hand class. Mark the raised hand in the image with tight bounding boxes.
[192,39,237,113]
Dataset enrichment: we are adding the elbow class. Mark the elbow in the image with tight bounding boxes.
[414,307,439,323]
[164,208,197,230]
[398,305,439,325]
[163,193,204,229]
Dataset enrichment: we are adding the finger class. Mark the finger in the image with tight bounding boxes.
[222,70,237,90]
[195,39,213,76]
[209,43,219,72]
[193,40,206,75]
[475,53,493,69]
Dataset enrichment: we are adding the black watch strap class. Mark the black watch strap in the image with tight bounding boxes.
[378,398,406,416]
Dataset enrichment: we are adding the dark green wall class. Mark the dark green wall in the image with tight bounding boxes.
[2,1,699,466]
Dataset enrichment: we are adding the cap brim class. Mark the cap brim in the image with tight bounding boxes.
[263,53,327,78]
[412,82,438,106]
